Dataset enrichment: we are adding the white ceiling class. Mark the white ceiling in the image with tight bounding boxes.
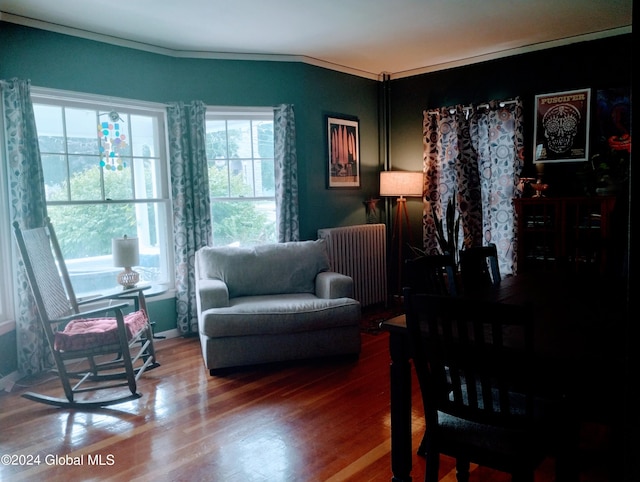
[0,0,633,79]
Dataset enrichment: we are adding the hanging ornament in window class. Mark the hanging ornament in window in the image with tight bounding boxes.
[98,111,128,171]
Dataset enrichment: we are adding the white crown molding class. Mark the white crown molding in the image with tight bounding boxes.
[390,26,632,80]
[1,11,632,82]
[1,12,381,80]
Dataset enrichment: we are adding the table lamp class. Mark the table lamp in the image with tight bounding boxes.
[380,171,423,295]
[112,235,140,289]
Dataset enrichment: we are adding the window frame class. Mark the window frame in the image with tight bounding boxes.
[0,110,14,325]
[30,88,175,295]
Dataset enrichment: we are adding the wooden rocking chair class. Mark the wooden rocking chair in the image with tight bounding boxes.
[12,218,159,408]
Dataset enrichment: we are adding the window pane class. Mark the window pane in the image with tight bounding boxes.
[227,120,252,158]
[134,157,161,199]
[206,120,227,159]
[47,201,168,296]
[103,165,133,200]
[42,154,68,201]
[69,156,104,200]
[254,121,274,158]
[130,115,157,157]
[33,104,65,153]
[67,108,101,155]
[211,199,277,246]
[255,159,275,196]
[209,160,229,197]
[229,160,254,197]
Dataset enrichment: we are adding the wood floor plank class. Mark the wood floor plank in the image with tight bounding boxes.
[0,332,613,481]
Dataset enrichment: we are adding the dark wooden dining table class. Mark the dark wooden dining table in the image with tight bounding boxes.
[380,271,629,482]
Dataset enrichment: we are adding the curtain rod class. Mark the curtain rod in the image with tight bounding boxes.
[426,99,517,116]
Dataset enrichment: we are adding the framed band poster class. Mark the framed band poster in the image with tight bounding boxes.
[533,88,591,163]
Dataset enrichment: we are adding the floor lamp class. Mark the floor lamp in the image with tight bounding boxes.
[380,171,424,297]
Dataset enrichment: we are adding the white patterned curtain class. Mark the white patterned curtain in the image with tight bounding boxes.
[1,78,50,374]
[167,101,212,335]
[274,104,299,242]
[423,98,524,276]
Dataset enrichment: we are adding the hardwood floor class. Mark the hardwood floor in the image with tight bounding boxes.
[0,332,614,481]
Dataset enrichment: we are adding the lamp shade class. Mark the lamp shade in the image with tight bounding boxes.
[379,171,423,197]
[112,236,139,268]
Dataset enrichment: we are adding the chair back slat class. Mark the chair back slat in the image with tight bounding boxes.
[404,289,534,429]
[405,254,458,296]
[459,243,501,293]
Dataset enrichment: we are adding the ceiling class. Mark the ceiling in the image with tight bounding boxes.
[0,0,633,79]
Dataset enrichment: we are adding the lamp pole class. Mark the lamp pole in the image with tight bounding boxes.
[380,170,423,303]
[391,196,413,296]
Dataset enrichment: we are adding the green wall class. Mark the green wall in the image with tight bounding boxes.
[0,327,17,380]
[1,23,632,375]
[0,21,381,374]
[0,22,382,240]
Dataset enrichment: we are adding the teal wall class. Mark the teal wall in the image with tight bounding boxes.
[0,21,381,374]
[0,328,17,379]
[1,23,632,376]
[0,22,382,240]
[146,298,176,334]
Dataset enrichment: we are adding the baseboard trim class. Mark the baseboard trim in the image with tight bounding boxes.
[0,371,21,392]
[154,328,180,340]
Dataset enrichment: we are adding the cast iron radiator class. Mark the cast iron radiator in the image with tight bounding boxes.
[317,224,387,308]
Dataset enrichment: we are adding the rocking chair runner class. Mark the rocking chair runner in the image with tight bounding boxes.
[12,218,159,408]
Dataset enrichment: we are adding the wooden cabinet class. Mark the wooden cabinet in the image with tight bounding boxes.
[514,196,616,274]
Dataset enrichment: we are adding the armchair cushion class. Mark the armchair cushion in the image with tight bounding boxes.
[200,294,359,338]
[197,240,330,297]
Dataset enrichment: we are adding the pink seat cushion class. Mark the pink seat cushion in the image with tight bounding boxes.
[54,310,149,352]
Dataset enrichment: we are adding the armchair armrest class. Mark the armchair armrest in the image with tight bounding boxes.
[315,271,354,299]
[197,279,230,311]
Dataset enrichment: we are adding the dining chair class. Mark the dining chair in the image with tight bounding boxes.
[403,288,574,482]
[458,243,501,293]
[404,254,458,296]
[12,217,158,408]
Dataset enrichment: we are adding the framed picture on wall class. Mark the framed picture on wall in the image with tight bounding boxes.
[533,88,591,163]
[595,87,631,153]
[327,115,360,188]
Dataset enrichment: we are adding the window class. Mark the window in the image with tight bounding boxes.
[205,108,276,246]
[0,128,13,324]
[31,90,173,297]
